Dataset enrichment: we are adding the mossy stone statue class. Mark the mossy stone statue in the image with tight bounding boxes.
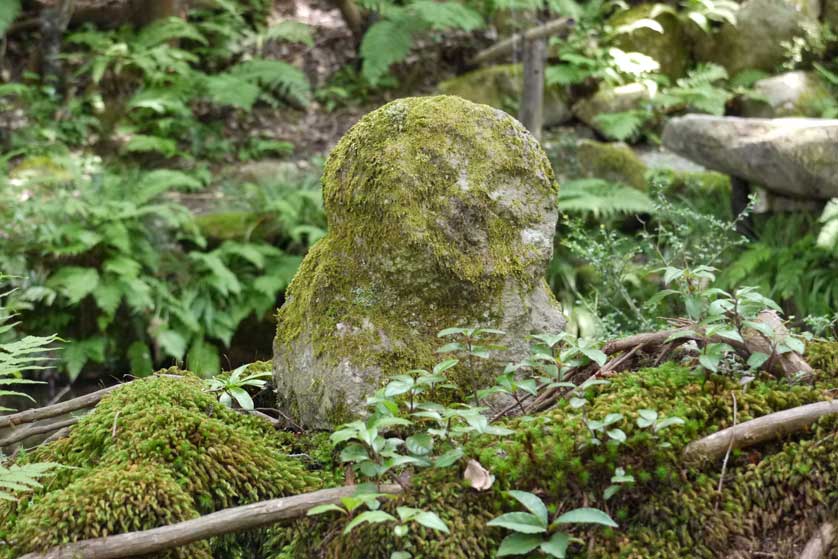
[273,95,565,428]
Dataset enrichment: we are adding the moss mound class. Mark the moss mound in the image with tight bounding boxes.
[577,140,648,190]
[0,373,322,558]
[266,362,837,558]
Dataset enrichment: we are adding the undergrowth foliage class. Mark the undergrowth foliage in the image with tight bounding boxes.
[0,157,321,378]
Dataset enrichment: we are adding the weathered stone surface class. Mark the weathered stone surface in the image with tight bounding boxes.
[273,95,565,428]
[438,64,573,127]
[742,71,833,118]
[572,83,651,137]
[691,0,813,76]
[662,115,838,199]
[610,4,690,78]
[577,140,648,189]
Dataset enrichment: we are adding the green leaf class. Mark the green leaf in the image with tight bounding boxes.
[413,511,450,533]
[554,507,618,527]
[343,510,396,535]
[187,338,220,376]
[607,428,626,443]
[0,0,21,37]
[747,351,770,369]
[581,348,607,367]
[360,19,414,85]
[540,531,571,558]
[496,533,543,556]
[307,504,344,516]
[48,267,100,305]
[507,490,548,527]
[434,447,464,467]
[487,512,547,534]
[127,341,154,376]
[157,329,187,360]
[228,386,254,410]
[405,433,433,456]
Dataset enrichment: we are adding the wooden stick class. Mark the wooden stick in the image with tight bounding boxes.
[0,417,79,448]
[469,17,574,66]
[0,384,121,429]
[0,375,184,430]
[683,400,838,464]
[18,484,403,559]
[798,521,835,559]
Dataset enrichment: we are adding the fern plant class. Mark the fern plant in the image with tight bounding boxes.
[0,155,314,380]
[558,179,654,218]
[358,0,485,85]
[0,281,56,412]
[0,0,20,38]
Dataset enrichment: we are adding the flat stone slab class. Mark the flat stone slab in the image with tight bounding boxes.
[662,115,838,199]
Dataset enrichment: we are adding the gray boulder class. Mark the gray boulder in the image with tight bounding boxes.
[691,0,814,76]
[273,95,565,428]
[742,71,832,118]
[662,115,838,199]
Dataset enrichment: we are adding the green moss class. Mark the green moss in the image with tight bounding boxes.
[0,373,322,557]
[267,363,836,558]
[577,140,648,190]
[807,340,838,374]
[10,464,212,559]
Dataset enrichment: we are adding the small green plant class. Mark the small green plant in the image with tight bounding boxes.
[307,485,449,558]
[603,467,634,500]
[488,490,617,557]
[205,364,272,410]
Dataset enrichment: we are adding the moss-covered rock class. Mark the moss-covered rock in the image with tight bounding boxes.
[741,71,833,118]
[691,0,814,76]
[577,140,648,190]
[272,95,565,428]
[0,373,322,558]
[437,65,573,127]
[610,4,690,78]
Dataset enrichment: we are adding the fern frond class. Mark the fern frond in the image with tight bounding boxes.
[0,462,59,501]
[264,20,314,46]
[0,0,20,37]
[228,59,311,105]
[593,110,649,141]
[136,17,208,49]
[360,19,415,85]
[410,1,484,31]
[558,179,654,217]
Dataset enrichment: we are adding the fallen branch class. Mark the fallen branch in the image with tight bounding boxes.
[0,417,78,448]
[798,521,835,559]
[683,400,838,464]
[18,484,402,559]
[0,384,121,430]
[469,17,574,66]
